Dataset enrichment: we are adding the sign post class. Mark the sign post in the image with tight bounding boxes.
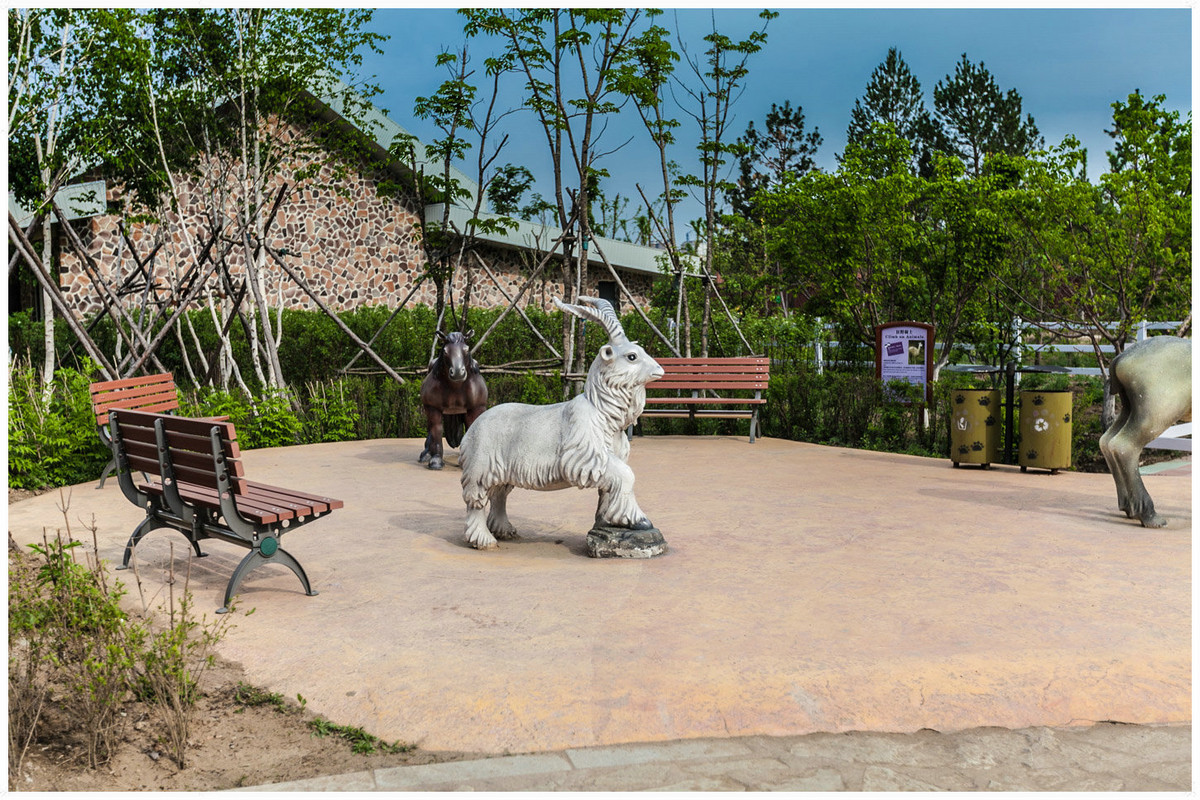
[874,321,935,405]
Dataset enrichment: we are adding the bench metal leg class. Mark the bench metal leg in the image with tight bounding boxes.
[116,516,172,569]
[115,517,208,570]
[97,456,118,489]
[749,409,759,443]
[218,544,317,614]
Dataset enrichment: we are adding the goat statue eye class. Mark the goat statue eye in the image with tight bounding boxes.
[626,353,638,362]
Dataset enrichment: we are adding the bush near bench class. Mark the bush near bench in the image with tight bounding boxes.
[7,306,1113,491]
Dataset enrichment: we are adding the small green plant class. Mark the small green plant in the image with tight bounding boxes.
[303,380,360,443]
[134,544,236,769]
[9,498,147,773]
[233,683,306,715]
[307,718,414,755]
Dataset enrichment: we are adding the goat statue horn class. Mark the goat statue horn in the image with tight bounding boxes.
[554,296,628,344]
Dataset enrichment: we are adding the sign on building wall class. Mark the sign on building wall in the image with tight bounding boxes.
[874,321,934,404]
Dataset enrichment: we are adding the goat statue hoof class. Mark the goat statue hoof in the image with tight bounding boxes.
[428,456,444,470]
[587,523,666,559]
[418,449,431,464]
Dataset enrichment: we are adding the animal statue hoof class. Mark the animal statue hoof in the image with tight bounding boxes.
[418,449,430,464]
[428,456,444,470]
[1142,514,1169,529]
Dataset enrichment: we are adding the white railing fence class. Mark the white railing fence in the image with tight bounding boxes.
[805,318,1191,452]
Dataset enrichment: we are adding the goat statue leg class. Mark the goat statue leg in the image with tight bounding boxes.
[486,484,519,540]
[595,457,653,530]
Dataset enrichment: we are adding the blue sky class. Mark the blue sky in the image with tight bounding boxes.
[356,6,1192,231]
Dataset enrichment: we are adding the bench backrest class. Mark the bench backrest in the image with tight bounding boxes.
[651,357,770,393]
[90,373,179,426]
[110,408,246,495]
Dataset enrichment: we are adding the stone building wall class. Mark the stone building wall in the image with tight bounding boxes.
[53,115,655,321]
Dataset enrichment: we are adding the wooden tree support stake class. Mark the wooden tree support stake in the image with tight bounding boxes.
[7,211,117,378]
[264,245,406,385]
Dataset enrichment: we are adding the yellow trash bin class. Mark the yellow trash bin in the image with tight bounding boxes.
[1018,390,1073,473]
[950,389,1001,468]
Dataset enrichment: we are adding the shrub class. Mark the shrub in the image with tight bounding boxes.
[8,360,109,490]
[10,525,145,771]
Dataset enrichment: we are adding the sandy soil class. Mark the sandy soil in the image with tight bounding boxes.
[8,488,486,791]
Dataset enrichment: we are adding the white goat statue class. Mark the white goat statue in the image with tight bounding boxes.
[458,296,664,550]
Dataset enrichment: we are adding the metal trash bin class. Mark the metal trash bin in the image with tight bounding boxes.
[950,389,1001,468]
[1018,390,1073,473]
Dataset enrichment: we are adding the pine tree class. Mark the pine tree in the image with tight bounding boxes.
[932,53,1041,175]
[728,100,822,216]
[845,48,926,147]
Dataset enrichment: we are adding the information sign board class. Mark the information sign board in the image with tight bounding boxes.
[874,321,934,404]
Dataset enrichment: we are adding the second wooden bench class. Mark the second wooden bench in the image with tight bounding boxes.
[638,356,770,443]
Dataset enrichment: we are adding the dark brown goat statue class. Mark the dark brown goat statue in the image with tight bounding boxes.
[419,330,488,470]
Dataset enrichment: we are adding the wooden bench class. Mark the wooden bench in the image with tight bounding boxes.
[107,408,343,613]
[637,356,770,443]
[90,373,181,488]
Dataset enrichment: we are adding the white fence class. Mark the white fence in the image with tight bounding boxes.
[809,319,1191,452]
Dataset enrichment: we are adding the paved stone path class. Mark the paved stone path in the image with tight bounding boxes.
[250,723,1190,791]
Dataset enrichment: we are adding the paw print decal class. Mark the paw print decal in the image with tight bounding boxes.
[955,394,965,405]
[971,441,984,452]
[1026,449,1038,461]
[977,396,991,407]
[985,415,996,426]
[1033,395,1045,406]
[958,444,969,455]
[1063,414,1071,423]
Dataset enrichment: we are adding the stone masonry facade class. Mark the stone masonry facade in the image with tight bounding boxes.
[53,114,655,321]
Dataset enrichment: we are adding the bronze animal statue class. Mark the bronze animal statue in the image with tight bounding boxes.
[1099,335,1191,528]
[419,330,488,470]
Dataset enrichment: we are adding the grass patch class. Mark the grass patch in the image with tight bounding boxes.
[232,683,303,715]
[307,718,414,755]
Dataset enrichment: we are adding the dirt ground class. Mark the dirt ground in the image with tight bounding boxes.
[8,487,486,791]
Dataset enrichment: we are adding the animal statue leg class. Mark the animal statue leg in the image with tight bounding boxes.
[1108,422,1166,527]
[595,457,653,530]
[1100,338,1192,528]
[462,474,498,550]
[486,484,518,540]
[423,406,445,470]
[1099,402,1133,516]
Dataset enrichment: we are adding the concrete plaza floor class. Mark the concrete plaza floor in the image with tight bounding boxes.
[6,436,1190,781]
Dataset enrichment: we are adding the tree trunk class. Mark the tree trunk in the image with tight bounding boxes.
[40,213,55,387]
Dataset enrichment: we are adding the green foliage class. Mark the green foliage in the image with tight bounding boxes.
[181,387,302,449]
[8,359,110,490]
[139,581,235,769]
[302,380,360,443]
[233,682,303,715]
[10,531,145,770]
[307,717,413,755]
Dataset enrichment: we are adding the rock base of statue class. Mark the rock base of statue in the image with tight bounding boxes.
[586,524,667,559]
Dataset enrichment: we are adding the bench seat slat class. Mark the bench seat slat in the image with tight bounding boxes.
[142,480,341,524]
[89,373,175,393]
[94,394,179,424]
[636,356,769,442]
[644,396,766,405]
[652,383,763,393]
[640,409,756,419]
[655,357,768,365]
